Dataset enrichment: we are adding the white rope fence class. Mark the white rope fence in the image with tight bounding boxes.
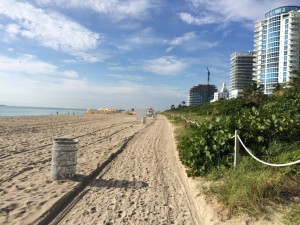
[166,114,201,127]
[167,115,300,167]
[234,130,300,167]
[180,116,200,127]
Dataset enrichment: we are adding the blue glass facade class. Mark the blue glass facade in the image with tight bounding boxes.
[265,6,300,18]
[254,6,300,94]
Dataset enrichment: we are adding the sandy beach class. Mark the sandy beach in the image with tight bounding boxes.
[0,114,147,224]
[0,114,283,225]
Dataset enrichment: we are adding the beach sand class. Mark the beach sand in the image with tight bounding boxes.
[0,114,145,224]
[0,114,283,224]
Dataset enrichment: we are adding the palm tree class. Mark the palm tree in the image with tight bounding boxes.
[272,82,286,97]
[289,70,300,89]
[241,82,266,106]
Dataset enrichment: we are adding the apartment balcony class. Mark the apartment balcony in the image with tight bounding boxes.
[253,55,260,60]
[290,25,300,30]
[288,36,300,42]
[253,67,261,72]
[288,46,299,52]
[254,32,262,38]
[254,26,263,32]
[287,67,298,73]
[254,37,263,43]
[288,63,298,69]
[289,40,299,45]
[288,52,298,58]
[289,57,299,62]
[253,62,260,66]
[256,46,263,52]
[289,31,298,36]
[290,18,300,24]
[254,45,262,50]
[254,22,264,28]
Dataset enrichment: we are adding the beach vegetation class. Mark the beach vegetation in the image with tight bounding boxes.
[164,70,300,221]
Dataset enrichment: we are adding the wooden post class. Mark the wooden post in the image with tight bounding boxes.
[234,130,240,168]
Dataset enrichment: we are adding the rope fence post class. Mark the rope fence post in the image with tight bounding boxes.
[234,130,240,168]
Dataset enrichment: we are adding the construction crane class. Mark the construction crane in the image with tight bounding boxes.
[207,67,210,86]
[206,68,210,103]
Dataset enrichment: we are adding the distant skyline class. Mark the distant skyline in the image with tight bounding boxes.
[0,0,298,111]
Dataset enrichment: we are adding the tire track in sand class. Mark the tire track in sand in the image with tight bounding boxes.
[58,115,204,225]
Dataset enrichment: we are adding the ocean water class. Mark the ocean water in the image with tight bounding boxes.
[0,105,86,117]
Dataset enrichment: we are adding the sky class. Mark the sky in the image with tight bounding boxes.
[0,0,298,111]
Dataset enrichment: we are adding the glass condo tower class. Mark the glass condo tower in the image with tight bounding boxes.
[253,6,300,94]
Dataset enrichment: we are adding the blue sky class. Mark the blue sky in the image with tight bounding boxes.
[0,0,298,111]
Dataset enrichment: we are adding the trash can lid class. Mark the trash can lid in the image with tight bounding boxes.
[53,138,79,144]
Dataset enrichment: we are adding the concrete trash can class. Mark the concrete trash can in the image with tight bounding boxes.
[51,138,79,180]
[141,116,146,124]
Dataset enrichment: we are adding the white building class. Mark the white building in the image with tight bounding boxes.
[211,83,229,102]
[253,6,300,94]
[230,52,255,98]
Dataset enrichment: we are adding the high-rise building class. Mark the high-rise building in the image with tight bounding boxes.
[253,6,300,94]
[187,84,217,106]
[230,52,255,98]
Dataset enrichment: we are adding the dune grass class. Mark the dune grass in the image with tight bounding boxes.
[207,152,300,220]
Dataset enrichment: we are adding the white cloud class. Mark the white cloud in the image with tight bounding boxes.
[0,1,101,62]
[108,65,137,72]
[127,27,167,45]
[0,54,57,75]
[167,32,198,52]
[108,74,144,81]
[181,0,300,26]
[108,56,188,76]
[179,12,218,25]
[35,0,158,22]
[0,54,80,78]
[143,56,187,75]
[61,70,79,78]
[170,32,197,46]
[167,32,219,52]
[110,27,167,53]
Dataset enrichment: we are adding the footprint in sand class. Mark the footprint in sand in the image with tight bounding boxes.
[90,207,96,213]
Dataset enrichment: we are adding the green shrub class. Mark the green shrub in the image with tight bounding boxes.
[177,105,300,176]
[178,116,234,175]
